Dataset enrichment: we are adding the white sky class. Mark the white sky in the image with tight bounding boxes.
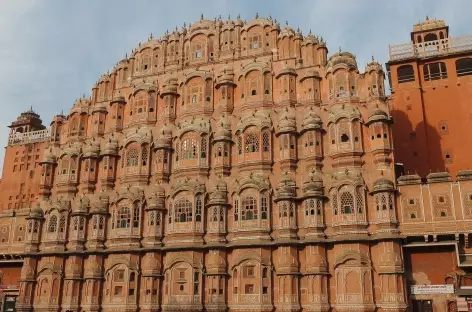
[0,0,470,174]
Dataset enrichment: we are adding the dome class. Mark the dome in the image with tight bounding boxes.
[326,50,357,72]
[92,102,107,114]
[365,57,383,73]
[209,179,228,205]
[277,108,296,134]
[301,111,322,133]
[102,135,119,156]
[413,17,446,32]
[366,109,390,125]
[302,31,319,46]
[147,188,165,210]
[142,253,162,276]
[373,179,395,193]
[302,174,324,198]
[28,204,44,219]
[41,148,56,164]
[276,174,296,199]
[83,139,100,158]
[73,196,90,214]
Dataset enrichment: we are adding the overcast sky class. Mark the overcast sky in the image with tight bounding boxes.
[0,0,470,174]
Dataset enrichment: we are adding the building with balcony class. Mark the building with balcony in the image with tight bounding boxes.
[0,15,469,312]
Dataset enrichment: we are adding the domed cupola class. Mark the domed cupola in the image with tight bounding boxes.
[301,110,322,133]
[216,68,236,113]
[279,22,295,39]
[83,139,100,158]
[367,109,390,124]
[102,135,119,156]
[277,108,297,135]
[276,174,297,200]
[302,30,319,46]
[302,174,324,198]
[365,56,386,97]
[326,50,358,73]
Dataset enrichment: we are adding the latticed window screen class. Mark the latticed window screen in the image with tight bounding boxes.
[79,217,85,231]
[388,194,394,210]
[59,216,66,233]
[262,132,270,152]
[181,138,198,160]
[93,216,98,230]
[200,137,207,159]
[99,216,104,230]
[237,134,242,155]
[249,33,262,49]
[234,199,239,221]
[245,133,259,153]
[332,192,338,215]
[433,194,452,218]
[149,211,155,226]
[356,188,364,213]
[175,199,193,222]
[117,207,131,229]
[242,196,257,220]
[48,215,57,233]
[133,202,140,227]
[73,217,78,231]
[402,196,421,220]
[261,194,268,219]
[463,192,472,216]
[213,207,219,222]
[196,196,203,221]
[126,148,139,167]
[340,191,354,214]
[141,147,148,166]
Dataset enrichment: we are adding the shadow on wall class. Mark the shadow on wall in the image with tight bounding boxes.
[391,109,444,179]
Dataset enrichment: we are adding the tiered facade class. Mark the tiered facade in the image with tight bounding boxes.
[0,15,471,312]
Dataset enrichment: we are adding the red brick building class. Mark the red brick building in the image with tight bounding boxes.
[0,15,469,312]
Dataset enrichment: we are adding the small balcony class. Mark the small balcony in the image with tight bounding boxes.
[389,35,472,61]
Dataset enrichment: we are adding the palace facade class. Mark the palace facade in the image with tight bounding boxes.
[0,15,471,312]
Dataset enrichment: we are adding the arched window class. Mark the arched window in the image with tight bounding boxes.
[181,138,198,160]
[116,207,131,229]
[188,84,203,105]
[262,131,270,152]
[200,137,207,159]
[126,147,139,167]
[249,33,262,49]
[192,42,204,59]
[397,65,415,83]
[175,198,193,222]
[48,215,57,232]
[60,158,70,175]
[59,216,66,233]
[133,202,140,228]
[261,193,268,220]
[340,191,354,214]
[195,196,202,222]
[242,196,257,220]
[134,93,147,114]
[424,33,438,42]
[424,62,447,81]
[245,133,259,153]
[141,147,148,166]
[456,58,472,76]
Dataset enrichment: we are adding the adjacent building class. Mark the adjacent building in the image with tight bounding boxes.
[0,15,469,312]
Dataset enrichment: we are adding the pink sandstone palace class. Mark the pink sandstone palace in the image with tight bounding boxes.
[0,15,471,312]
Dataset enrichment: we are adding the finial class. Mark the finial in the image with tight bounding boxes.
[309,29,312,35]
[237,14,241,19]
[285,20,288,26]
[339,46,341,52]
[228,14,231,19]
[201,13,204,20]
[218,14,221,20]
[371,55,374,61]
[61,109,63,115]
[183,22,186,27]
[256,12,259,18]
[269,15,272,21]
[426,15,429,20]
